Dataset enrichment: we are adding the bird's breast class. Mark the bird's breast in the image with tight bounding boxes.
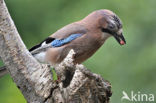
[67,35,103,63]
[33,52,47,63]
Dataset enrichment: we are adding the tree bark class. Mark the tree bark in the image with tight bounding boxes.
[0,0,112,103]
[0,66,8,77]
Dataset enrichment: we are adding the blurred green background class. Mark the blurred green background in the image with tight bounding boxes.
[0,0,156,103]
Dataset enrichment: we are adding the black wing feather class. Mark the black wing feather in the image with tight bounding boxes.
[29,37,55,52]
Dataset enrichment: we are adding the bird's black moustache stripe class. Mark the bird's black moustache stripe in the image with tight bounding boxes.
[101,28,114,35]
[101,28,121,38]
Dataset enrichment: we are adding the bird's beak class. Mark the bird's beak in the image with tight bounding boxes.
[113,33,126,45]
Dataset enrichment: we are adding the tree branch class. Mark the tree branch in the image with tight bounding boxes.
[50,50,112,103]
[0,0,53,102]
[0,0,112,103]
[0,66,8,77]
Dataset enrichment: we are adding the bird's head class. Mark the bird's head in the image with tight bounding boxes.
[99,9,126,45]
[83,9,126,45]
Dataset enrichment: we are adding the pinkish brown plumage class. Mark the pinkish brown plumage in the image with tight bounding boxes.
[29,9,126,66]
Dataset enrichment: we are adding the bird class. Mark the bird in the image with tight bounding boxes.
[29,9,126,66]
[0,9,126,77]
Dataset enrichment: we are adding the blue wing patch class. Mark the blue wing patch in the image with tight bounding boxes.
[51,33,83,47]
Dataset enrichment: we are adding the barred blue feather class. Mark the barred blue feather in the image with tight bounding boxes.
[51,34,83,47]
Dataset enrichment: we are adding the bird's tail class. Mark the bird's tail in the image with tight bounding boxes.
[0,66,8,77]
[30,44,51,55]
[29,37,55,55]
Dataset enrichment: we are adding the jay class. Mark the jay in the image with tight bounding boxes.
[29,9,126,66]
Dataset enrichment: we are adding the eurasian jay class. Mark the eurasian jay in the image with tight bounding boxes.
[29,9,126,66]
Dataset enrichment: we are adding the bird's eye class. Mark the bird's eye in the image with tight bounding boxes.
[108,24,116,30]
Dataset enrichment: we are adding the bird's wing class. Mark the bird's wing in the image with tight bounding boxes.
[50,22,87,39]
[29,33,84,55]
[51,33,83,47]
[29,37,55,52]
[29,22,87,54]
